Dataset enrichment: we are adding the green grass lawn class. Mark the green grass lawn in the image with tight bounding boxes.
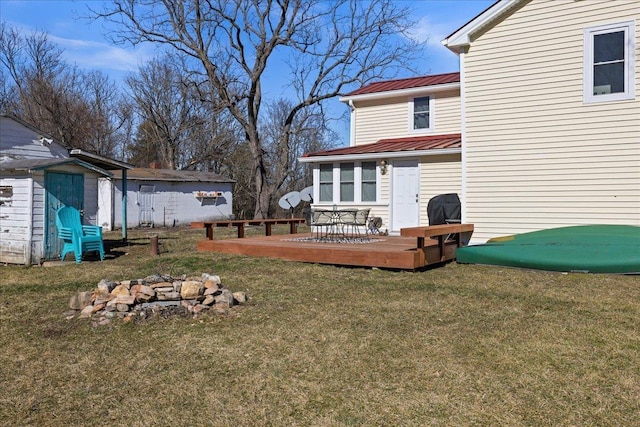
[1,226,638,426]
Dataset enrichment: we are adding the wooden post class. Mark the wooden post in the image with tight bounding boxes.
[150,235,159,256]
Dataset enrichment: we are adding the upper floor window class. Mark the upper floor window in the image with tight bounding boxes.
[319,163,333,202]
[584,21,635,103]
[411,96,433,131]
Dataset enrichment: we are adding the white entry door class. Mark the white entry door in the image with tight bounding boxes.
[391,159,420,232]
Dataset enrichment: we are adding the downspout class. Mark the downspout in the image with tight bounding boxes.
[348,100,356,147]
[25,175,34,265]
[122,168,128,242]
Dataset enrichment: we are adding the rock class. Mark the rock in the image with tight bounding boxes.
[79,305,94,318]
[214,289,234,308]
[192,304,208,314]
[116,303,130,312]
[140,301,180,309]
[111,285,130,297]
[130,285,155,303]
[150,282,173,289]
[157,291,181,301]
[98,318,111,326]
[69,291,93,310]
[180,281,204,299]
[92,303,106,313]
[204,287,221,296]
[153,286,174,293]
[202,295,215,306]
[63,310,77,320]
[97,279,117,293]
[213,302,229,315]
[94,294,115,305]
[202,274,221,285]
[232,292,247,304]
[119,280,132,289]
[172,281,182,293]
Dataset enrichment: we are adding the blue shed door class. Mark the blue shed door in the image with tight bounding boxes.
[45,171,84,260]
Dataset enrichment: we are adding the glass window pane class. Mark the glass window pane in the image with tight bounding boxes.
[340,183,354,202]
[319,183,332,202]
[594,31,624,63]
[340,163,354,181]
[362,182,376,202]
[362,162,376,181]
[414,113,430,129]
[594,62,625,94]
[414,97,430,112]
[319,164,333,181]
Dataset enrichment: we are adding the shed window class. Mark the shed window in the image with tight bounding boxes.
[584,21,635,103]
[0,186,13,206]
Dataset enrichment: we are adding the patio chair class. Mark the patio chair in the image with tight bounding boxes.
[353,208,371,239]
[56,206,105,263]
[310,209,335,240]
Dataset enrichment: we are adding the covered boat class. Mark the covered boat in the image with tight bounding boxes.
[456,225,640,274]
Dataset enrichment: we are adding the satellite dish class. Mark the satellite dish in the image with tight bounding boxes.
[278,191,301,210]
[299,186,313,203]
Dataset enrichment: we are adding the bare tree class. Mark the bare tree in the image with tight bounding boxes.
[93,0,422,218]
[0,23,130,157]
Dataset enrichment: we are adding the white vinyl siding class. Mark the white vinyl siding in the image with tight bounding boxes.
[419,154,462,226]
[353,91,461,146]
[463,0,640,242]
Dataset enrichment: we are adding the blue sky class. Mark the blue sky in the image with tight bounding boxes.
[1,0,495,144]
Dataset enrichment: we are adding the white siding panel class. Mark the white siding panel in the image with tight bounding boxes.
[419,154,462,226]
[353,92,461,146]
[464,0,640,242]
[0,174,31,264]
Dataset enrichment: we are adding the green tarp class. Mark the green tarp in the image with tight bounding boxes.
[456,225,640,274]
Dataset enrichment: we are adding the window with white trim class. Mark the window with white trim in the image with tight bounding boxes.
[317,162,378,203]
[584,21,635,103]
[340,162,354,202]
[411,96,432,130]
[319,163,333,202]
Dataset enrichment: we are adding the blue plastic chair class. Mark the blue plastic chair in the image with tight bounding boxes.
[56,206,105,263]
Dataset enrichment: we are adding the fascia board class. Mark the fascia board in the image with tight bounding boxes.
[442,0,522,51]
[299,148,461,163]
[339,82,460,103]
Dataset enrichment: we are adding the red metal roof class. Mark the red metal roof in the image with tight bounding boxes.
[344,72,460,97]
[303,134,461,158]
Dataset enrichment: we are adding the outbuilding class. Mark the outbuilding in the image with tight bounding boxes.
[98,167,234,229]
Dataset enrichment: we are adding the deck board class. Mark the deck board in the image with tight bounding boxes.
[196,233,460,270]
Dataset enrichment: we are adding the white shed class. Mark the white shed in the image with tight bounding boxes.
[98,168,234,229]
[0,115,115,264]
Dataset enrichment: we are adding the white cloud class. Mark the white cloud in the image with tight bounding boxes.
[48,34,154,74]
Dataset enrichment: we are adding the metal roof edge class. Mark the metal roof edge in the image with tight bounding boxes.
[299,147,461,163]
[339,81,460,103]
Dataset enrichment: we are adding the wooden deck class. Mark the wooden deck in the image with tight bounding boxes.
[196,232,467,270]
